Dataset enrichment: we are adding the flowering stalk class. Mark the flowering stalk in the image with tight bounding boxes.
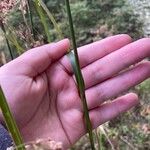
[19,0,34,45]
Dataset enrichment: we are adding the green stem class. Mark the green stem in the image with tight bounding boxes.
[38,0,63,40]
[0,21,14,60]
[0,88,25,150]
[5,36,14,59]
[35,0,51,43]
[27,0,36,39]
[5,25,24,55]
[65,0,95,149]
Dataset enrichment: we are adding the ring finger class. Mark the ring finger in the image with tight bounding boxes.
[85,62,150,110]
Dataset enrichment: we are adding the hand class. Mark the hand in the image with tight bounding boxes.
[0,34,150,149]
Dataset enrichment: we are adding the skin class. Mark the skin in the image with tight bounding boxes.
[0,34,150,149]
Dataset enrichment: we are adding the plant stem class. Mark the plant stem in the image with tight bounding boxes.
[0,87,25,150]
[35,0,51,43]
[38,0,63,40]
[5,25,24,55]
[5,36,14,59]
[65,0,95,149]
[20,0,34,45]
[0,21,14,60]
[27,0,36,39]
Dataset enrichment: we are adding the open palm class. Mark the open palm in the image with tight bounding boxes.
[0,35,150,149]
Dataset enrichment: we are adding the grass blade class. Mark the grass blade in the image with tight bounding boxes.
[27,0,36,39]
[0,21,14,59]
[0,87,25,150]
[5,27,24,55]
[2,24,24,55]
[38,0,63,40]
[34,0,51,43]
[65,0,95,149]
[20,0,34,44]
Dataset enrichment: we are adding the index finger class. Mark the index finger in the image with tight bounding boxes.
[60,34,132,73]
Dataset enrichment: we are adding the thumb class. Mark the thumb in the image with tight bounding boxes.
[11,39,70,76]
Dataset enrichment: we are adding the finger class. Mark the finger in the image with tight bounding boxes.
[89,93,139,129]
[60,34,132,72]
[8,39,70,76]
[86,62,150,109]
[83,38,150,88]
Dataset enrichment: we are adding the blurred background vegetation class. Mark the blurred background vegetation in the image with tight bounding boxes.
[0,0,144,58]
[0,0,149,149]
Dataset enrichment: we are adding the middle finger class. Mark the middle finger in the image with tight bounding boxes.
[82,38,150,89]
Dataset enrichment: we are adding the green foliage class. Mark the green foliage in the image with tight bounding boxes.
[61,0,143,45]
[107,5,143,38]
[35,0,51,42]
[5,0,143,50]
